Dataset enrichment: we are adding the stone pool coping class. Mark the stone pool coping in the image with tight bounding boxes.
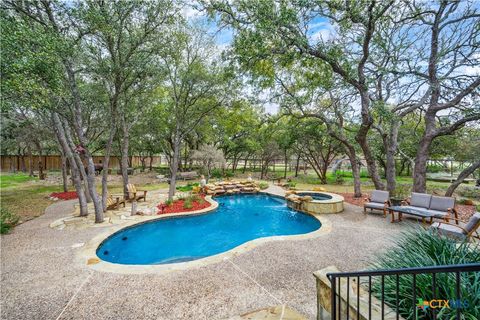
[292,191,345,204]
[78,193,332,275]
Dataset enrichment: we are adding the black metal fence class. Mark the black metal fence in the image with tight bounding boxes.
[326,263,480,320]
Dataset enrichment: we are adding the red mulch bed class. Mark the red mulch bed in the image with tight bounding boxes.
[50,191,78,200]
[157,195,211,215]
[336,192,367,207]
[336,192,476,221]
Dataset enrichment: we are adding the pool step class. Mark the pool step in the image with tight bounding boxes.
[225,305,308,320]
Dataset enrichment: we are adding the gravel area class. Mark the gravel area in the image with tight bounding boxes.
[1,187,406,320]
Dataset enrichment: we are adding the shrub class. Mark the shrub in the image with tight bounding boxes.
[164,199,173,206]
[287,181,297,189]
[369,228,480,320]
[457,187,480,200]
[211,168,223,178]
[258,182,269,190]
[224,170,234,178]
[334,173,344,185]
[185,194,204,204]
[391,184,411,199]
[1,208,19,234]
[176,183,199,192]
[183,198,193,209]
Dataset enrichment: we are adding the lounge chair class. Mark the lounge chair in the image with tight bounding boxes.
[106,195,126,210]
[430,212,480,240]
[126,183,147,202]
[402,193,458,223]
[364,190,390,217]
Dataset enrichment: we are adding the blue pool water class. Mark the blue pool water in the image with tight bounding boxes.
[97,194,321,265]
[296,192,332,201]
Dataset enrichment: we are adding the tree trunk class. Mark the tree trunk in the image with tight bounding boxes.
[168,136,181,201]
[64,60,103,222]
[413,134,434,193]
[284,149,288,179]
[398,159,406,176]
[183,143,188,172]
[101,119,116,211]
[327,129,362,197]
[346,148,362,198]
[242,154,250,173]
[60,150,68,192]
[149,154,154,171]
[355,92,385,190]
[295,154,300,177]
[445,160,480,197]
[27,146,34,176]
[260,158,267,179]
[52,113,88,216]
[63,119,92,203]
[120,117,130,196]
[356,133,385,190]
[19,149,26,172]
[385,121,400,193]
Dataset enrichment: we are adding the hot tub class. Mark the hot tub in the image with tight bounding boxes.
[288,191,344,214]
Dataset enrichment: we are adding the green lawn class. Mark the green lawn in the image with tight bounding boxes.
[1,182,63,223]
[0,173,37,188]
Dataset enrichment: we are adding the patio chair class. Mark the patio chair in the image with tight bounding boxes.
[403,193,458,223]
[430,212,480,240]
[364,190,390,217]
[106,195,126,210]
[126,183,147,202]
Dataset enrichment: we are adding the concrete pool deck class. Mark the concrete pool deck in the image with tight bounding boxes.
[1,186,407,320]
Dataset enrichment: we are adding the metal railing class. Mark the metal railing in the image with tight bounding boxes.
[326,263,480,320]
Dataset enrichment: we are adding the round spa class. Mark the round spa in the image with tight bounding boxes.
[288,191,344,214]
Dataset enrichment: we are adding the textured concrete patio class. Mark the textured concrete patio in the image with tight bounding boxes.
[1,186,407,320]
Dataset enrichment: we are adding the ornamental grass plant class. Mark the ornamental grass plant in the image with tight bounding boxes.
[369,228,480,320]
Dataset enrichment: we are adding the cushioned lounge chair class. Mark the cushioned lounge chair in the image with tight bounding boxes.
[402,193,458,223]
[430,212,480,240]
[364,190,390,217]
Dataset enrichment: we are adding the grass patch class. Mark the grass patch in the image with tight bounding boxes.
[0,173,37,188]
[1,184,62,223]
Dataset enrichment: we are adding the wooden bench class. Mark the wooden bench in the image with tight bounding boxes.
[178,171,198,180]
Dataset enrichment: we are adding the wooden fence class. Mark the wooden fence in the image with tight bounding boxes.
[0,155,164,172]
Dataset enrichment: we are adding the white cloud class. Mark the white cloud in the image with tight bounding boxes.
[309,21,337,43]
[264,102,279,114]
[182,5,203,19]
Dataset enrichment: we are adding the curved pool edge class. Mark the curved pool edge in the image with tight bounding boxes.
[77,193,332,275]
[290,191,345,214]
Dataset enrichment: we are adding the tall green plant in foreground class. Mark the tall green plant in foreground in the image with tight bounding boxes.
[369,228,480,320]
[1,208,19,234]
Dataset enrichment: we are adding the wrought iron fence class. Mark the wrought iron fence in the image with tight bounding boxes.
[326,263,480,320]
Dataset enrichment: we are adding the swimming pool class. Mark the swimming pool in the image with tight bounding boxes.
[97,194,321,265]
